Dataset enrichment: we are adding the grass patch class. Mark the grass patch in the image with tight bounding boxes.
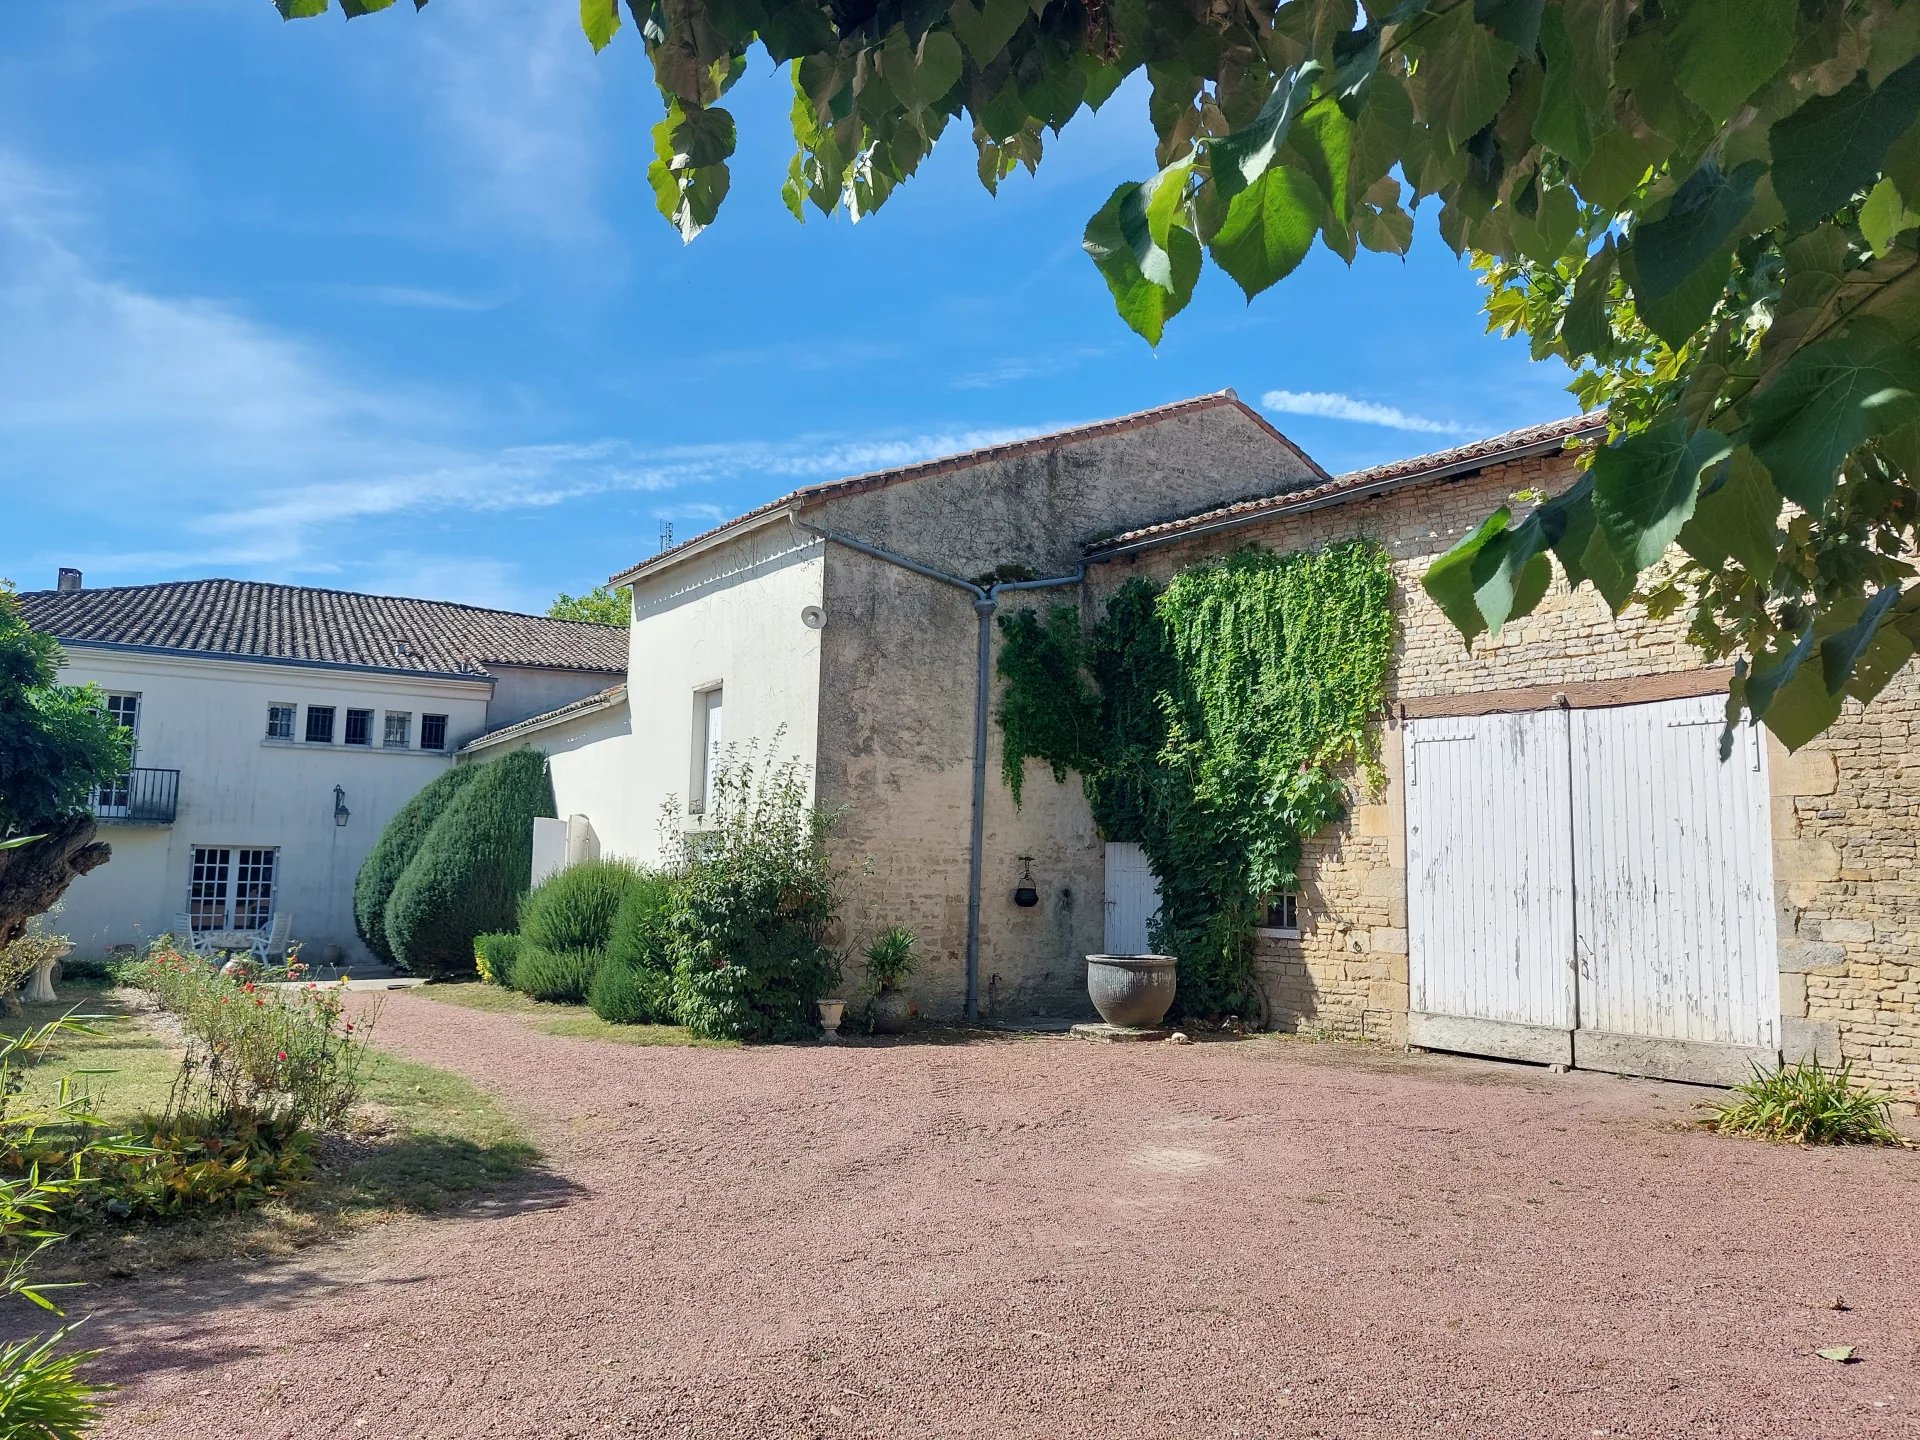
[5,986,543,1282]
[415,981,738,1048]
[1707,1060,1909,1146]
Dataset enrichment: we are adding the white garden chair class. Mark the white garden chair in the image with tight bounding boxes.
[173,914,214,957]
[249,912,293,966]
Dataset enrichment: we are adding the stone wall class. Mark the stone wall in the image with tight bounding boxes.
[1088,446,1920,1103]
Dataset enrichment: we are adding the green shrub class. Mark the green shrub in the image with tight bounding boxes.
[0,1330,107,1440]
[353,764,480,965]
[384,751,556,979]
[510,945,602,1004]
[474,932,521,988]
[1709,1060,1905,1145]
[663,746,842,1042]
[864,927,918,992]
[599,870,680,1020]
[587,956,675,1025]
[519,859,643,954]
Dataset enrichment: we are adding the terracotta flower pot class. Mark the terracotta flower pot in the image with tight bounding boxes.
[1086,954,1177,1028]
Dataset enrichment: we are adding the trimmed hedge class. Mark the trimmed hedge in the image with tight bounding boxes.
[511,945,602,1003]
[587,956,673,1024]
[385,750,556,979]
[519,859,642,954]
[474,932,522,988]
[592,870,680,1023]
[353,764,480,964]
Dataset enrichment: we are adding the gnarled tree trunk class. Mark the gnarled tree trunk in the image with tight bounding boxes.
[0,814,111,951]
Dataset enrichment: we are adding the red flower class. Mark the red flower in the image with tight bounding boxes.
[277,1050,288,1061]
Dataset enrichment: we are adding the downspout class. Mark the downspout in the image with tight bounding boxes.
[790,512,1083,1019]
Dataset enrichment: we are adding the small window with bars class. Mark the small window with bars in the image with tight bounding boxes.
[383,712,411,748]
[266,703,295,741]
[345,709,374,747]
[1261,892,1301,936]
[420,714,448,751]
[305,706,336,744]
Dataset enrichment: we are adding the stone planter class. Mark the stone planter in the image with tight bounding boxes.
[816,998,846,1041]
[870,988,914,1035]
[1086,954,1177,1028]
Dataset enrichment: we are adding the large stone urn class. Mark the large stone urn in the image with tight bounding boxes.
[1086,954,1177,1028]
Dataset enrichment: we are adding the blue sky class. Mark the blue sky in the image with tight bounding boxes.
[0,1,1579,614]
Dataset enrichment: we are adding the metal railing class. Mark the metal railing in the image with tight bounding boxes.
[92,767,180,825]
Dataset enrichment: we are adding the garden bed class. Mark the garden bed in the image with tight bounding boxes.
[3,983,539,1283]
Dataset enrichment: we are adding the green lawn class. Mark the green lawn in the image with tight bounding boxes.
[414,980,739,1048]
[2,983,540,1281]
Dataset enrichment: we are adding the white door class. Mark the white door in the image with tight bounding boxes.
[1103,842,1160,954]
[1571,695,1778,1083]
[1406,710,1576,1064]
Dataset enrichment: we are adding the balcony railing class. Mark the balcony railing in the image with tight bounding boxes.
[92,768,180,826]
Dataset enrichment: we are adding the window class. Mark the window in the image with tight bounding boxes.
[188,847,277,931]
[305,706,336,744]
[1262,892,1301,936]
[420,714,448,752]
[383,712,411,749]
[266,703,295,741]
[690,686,723,815]
[93,692,141,813]
[344,708,374,747]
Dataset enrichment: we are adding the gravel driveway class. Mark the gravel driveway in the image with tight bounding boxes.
[77,992,1919,1439]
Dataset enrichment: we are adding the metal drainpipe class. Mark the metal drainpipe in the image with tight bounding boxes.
[789,512,1083,1019]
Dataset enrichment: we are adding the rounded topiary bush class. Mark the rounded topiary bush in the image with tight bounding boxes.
[384,750,556,979]
[474,932,522,988]
[587,955,674,1024]
[353,764,480,964]
[519,859,643,954]
[511,945,602,1003]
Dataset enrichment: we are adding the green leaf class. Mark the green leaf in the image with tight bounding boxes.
[1677,447,1781,576]
[580,0,620,50]
[1816,1347,1858,1364]
[1291,99,1354,229]
[1408,2,1519,149]
[1618,233,1729,350]
[1748,321,1920,510]
[947,0,1027,64]
[1670,0,1796,124]
[1628,159,1763,308]
[1422,508,1511,645]
[1771,57,1920,232]
[274,0,330,15]
[340,0,401,15]
[1572,124,1669,212]
[1860,176,1920,258]
[1209,165,1323,300]
[1083,166,1202,345]
[1532,0,1614,167]
[1210,64,1323,204]
[1421,477,1600,642]
[1886,118,1920,209]
[1589,417,1734,572]
[1473,0,1542,55]
[1356,202,1414,254]
[1561,237,1616,360]
[1822,584,1903,694]
[648,101,737,241]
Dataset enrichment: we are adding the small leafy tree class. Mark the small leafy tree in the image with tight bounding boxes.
[662,742,842,1042]
[547,586,629,628]
[0,587,131,950]
[385,751,557,978]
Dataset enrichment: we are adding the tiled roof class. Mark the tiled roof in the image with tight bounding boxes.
[461,683,628,753]
[609,391,1325,586]
[18,579,629,678]
[1089,411,1606,552]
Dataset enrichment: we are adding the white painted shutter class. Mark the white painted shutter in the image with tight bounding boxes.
[1103,842,1161,954]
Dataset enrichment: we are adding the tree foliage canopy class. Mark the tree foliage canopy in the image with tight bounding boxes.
[547,585,629,628]
[0,588,131,834]
[288,0,1920,745]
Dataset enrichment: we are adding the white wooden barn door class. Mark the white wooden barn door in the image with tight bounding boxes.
[1570,695,1778,1083]
[1103,842,1161,955]
[1405,695,1779,1084]
[1406,711,1577,1065]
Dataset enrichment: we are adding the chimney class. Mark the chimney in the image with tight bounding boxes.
[56,568,82,593]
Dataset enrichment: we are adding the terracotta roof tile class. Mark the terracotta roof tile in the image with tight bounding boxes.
[17,579,628,677]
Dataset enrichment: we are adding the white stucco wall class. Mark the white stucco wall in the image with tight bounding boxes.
[487,663,622,732]
[516,528,826,869]
[52,646,491,963]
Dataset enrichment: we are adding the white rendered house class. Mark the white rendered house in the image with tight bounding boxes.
[21,574,626,966]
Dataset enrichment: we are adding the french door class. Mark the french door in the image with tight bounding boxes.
[188,847,278,931]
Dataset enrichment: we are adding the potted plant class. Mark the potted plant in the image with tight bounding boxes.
[865,927,918,1035]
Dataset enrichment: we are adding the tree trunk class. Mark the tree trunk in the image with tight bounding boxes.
[0,815,111,952]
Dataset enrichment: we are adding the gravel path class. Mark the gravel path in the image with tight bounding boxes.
[76,993,1920,1439]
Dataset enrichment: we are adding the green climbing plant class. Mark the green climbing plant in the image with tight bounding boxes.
[996,540,1394,1019]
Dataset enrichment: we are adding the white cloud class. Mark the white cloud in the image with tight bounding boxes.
[314,283,509,312]
[1260,389,1473,437]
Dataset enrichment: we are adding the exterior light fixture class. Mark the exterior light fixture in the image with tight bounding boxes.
[1012,857,1039,909]
[333,785,351,827]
